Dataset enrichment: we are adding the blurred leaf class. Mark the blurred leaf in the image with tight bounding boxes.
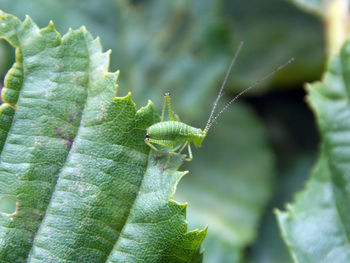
[176,103,275,263]
[250,155,315,263]
[0,11,205,262]
[0,0,230,120]
[0,0,325,116]
[223,0,325,90]
[289,0,325,16]
[290,0,350,57]
[277,39,350,262]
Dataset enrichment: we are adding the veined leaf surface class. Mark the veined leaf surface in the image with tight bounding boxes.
[0,11,205,262]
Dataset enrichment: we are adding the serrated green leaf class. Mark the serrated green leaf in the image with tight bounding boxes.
[276,39,350,262]
[0,11,205,262]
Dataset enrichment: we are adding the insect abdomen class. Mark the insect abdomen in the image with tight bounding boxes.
[147,121,201,140]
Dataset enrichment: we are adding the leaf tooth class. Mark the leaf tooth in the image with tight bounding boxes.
[169,200,188,213]
[48,20,54,28]
[41,21,56,33]
[20,15,40,40]
[114,91,130,101]
[96,51,111,73]
[0,13,21,47]
[38,21,61,48]
[137,99,155,112]
[79,25,87,32]
[185,226,208,239]
[94,36,101,45]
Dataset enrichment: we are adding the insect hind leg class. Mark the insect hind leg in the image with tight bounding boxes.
[174,141,192,161]
[185,143,193,162]
[161,92,180,121]
[178,141,188,154]
[163,142,185,170]
[144,140,163,156]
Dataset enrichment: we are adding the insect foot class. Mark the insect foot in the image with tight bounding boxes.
[154,153,163,161]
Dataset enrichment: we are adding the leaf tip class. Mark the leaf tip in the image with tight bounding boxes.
[173,200,188,209]
[113,92,135,108]
[199,225,209,236]
[48,20,54,28]
[40,20,59,36]
[23,14,35,27]
[183,170,189,176]
[184,225,208,242]
[137,99,154,113]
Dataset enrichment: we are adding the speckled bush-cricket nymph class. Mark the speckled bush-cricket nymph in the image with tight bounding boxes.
[145,42,294,168]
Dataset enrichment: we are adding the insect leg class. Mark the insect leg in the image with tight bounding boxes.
[163,142,186,170]
[162,93,180,121]
[178,141,188,153]
[185,143,193,162]
[166,93,176,121]
[144,140,162,154]
[161,93,168,121]
[145,138,181,160]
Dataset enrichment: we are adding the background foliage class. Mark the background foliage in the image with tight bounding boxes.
[0,0,333,262]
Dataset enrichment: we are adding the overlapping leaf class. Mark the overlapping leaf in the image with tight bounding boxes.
[0,11,205,262]
[277,39,350,262]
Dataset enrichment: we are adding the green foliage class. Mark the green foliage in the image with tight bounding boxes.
[277,39,350,262]
[0,11,205,262]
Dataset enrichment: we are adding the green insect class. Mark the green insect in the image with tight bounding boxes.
[145,42,293,167]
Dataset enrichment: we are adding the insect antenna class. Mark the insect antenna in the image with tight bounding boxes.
[205,41,244,132]
[204,57,295,134]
